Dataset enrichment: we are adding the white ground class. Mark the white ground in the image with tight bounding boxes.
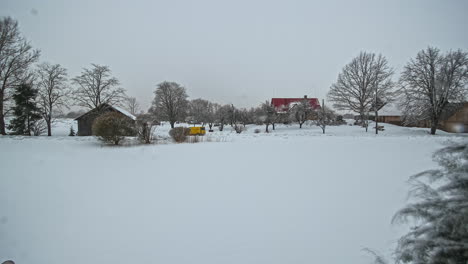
[0,120,466,264]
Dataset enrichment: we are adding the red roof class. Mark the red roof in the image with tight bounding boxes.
[271,98,321,112]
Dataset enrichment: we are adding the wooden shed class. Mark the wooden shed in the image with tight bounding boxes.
[370,103,403,126]
[75,103,137,136]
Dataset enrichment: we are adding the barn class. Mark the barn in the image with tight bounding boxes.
[75,103,137,136]
[271,96,321,113]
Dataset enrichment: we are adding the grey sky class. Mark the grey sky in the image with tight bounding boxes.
[1,0,467,110]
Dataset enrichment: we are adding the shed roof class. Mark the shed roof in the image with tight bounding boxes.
[74,103,137,121]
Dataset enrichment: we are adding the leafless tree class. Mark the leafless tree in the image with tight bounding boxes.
[136,113,158,144]
[36,62,69,136]
[188,98,210,125]
[328,52,394,132]
[206,102,219,131]
[215,104,231,131]
[0,17,40,135]
[151,81,188,128]
[289,99,311,128]
[259,101,277,132]
[314,99,335,134]
[226,104,238,126]
[125,96,140,116]
[400,47,468,135]
[72,64,126,109]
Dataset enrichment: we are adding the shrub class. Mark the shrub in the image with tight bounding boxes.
[254,128,261,133]
[233,124,244,134]
[92,112,136,145]
[136,114,158,144]
[169,127,190,143]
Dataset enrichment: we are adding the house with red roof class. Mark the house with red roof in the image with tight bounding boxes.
[271,95,321,113]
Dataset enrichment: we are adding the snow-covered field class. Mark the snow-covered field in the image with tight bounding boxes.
[0,119,466,264]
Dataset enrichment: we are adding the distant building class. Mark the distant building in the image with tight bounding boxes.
[271,95,321,113]
[372,103,403,126]
[75,103,137,136]
[438,102,468,133]
[371,102,468,133]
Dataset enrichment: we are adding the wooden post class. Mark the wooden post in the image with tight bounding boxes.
[375,83,378,135]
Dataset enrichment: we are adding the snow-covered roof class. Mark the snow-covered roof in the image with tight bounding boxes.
[74,103,137,121]
[370,103,402,116]
[111,105,137,120]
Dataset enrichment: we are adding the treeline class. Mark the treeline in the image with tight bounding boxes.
[1,16,467,137]
[150,81,340,134]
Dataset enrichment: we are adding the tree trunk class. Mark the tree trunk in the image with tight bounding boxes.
[220,122,224,131]
[47,117,52,136]
[27,115,31,136]
[0,94,5,135]
[272,123,275,130]
[375,110,378,135]
[170,121,175,129]
[430,117,438,135]
[322,127,325,134]
[265,123,269,133]
[299,122,303,129]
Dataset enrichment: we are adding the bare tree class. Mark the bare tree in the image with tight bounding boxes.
[36,62,69,136]
[72,64,126,109]
[289,99,311,128]
[400,47,468,135]
[151,81,188,128]
[136,113,158,144]
[206,102,219,131]
[215,104,231,131]
[188,98,210,125]
[0,17,40,135]
[314,99,335,134]
[125,96,140,116]
[328,52,394,132]
[259,101,277,132]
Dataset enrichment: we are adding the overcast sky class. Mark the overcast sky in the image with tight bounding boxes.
[1,0,467,110]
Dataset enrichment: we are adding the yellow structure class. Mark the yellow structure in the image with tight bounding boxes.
[188,126,206,136]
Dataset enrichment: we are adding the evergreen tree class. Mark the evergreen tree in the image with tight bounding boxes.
[68,125,75,136]
[392,143,468,264]
[8,83,41,135]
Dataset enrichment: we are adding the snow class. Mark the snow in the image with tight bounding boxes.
[0,120,466,264]
[372,103,402,116]
[111,105,137,120]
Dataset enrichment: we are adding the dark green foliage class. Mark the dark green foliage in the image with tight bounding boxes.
[68,126,75,136]
[169,127,189,143]
[8,83,41,135]
[393,143,468,264]
[92,112,135,145]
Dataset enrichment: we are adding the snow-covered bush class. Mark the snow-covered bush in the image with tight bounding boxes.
[233,124,244,134]
[169,127,189,143]
[392,143,468,263]
[92,112,136,145]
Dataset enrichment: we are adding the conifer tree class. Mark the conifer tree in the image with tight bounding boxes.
[68,125,75,136]
[8,83,41,135]
[392,143,468,263]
